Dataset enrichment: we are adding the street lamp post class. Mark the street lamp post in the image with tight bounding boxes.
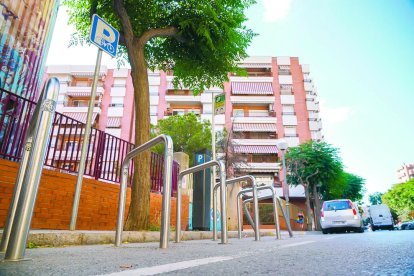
[277,139,290,229]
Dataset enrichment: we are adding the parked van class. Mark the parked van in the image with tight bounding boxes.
[368,204,393,231]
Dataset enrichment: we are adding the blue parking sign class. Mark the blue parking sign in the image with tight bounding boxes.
[89,14,119,57]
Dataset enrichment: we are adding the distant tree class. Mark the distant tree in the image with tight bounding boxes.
[382,180,414,221]
[285,141,343,230]
[65,0,255,230]
[341,172,365,202]
[368,192,384,205]
[153,113,211,164]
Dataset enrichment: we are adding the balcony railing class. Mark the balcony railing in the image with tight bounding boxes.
[0,88,179,195]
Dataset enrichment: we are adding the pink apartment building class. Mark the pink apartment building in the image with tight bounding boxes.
[397,163,414,183]
[45,56,323,204]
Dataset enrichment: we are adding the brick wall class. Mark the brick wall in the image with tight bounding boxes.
[0,159,188,230]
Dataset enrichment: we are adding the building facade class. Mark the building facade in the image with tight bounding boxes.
[45,56,323,200]
[397,163,414,183]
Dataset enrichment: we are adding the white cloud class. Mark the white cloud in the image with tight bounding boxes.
[319,101,354,124]
[262,0,292,22]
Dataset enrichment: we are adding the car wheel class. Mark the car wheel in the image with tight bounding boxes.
[322,229,328,234]
[372,226,376,231]
[357,227,364,233]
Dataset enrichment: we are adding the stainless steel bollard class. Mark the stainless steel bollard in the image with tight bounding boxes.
[176,160,227,244]
[3,78,59,261]
[114,135,173,249]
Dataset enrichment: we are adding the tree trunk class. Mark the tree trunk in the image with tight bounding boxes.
[313,184,322,231]
[124,46,152,230]
[304,184,313,231]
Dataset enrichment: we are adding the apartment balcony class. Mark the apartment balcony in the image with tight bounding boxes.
[232,139,278,146]
[66,86,104,97]
[306,101,319,111]
[233,162,281,173]
[282,114,298,125]
[309,120,322,131]
[165,94,201,105]
[278,75,293,85]
[284,136,300,147]
[230,96,275,105]
[62,106,101,114]
[232,115,277,124]
[304,82,313,91]
[229,76,273,82]
[280,95,295,105]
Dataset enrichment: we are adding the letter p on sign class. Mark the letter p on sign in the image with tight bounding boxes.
[89,14,119,57]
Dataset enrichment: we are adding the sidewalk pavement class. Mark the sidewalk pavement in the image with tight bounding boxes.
[0,229,312,248]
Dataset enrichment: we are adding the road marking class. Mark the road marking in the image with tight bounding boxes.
[325,236,336,240]
[104,240,316,275]
[279,241,315,248]
[103,256,234,276]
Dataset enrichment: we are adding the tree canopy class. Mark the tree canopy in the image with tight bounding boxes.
[285,141,344,192]
[340,172,365,202]
[65,0,256,92]
[64,0,256,230]
[152,113,211,164]
[382,180,414,220]
[368,192,384,206]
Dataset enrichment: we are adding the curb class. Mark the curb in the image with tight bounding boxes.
[0,229,315,248]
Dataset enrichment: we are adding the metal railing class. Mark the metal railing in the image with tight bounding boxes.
[0,88,179,195]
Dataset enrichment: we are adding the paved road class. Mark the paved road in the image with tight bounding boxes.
[0,230,413,275]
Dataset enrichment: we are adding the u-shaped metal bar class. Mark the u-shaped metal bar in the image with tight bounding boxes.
[212,175,260,241]
[115,134,173,249]
[176,160,227,244]
[241,185,293,239]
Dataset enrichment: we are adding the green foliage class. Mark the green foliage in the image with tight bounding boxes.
[368,192,384,205]
[152,113,211,164]
[285,141,344,194]
[382,179,414,220]
[340,172,366,202]
[63,0,256,93]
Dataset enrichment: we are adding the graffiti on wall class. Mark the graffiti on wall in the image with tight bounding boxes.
[0,0,57,100]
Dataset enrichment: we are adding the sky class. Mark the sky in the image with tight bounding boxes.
[46,0,414,200]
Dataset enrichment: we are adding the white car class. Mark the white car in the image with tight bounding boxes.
[320,199,364,234]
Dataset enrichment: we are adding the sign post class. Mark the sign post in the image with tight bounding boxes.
[69,15,119,230]
[211,92,225,223]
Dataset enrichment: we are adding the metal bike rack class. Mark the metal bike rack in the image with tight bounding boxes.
[176,160,227,244]
[1,78,60,261]
[115,134,173,249]
[212,175,260,241]
[240,185,293,239]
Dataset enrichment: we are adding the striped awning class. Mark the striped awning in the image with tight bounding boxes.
[231,82,273,95]
[233,145,278,154]
[107,117,122,128]
[278,65,291,70]
[66,91,91,97]
[233,123,277,132]
[239,63,272,68]
[63,112,98,124]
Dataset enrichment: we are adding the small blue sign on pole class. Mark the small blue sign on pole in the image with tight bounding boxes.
[89,14,119,57]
